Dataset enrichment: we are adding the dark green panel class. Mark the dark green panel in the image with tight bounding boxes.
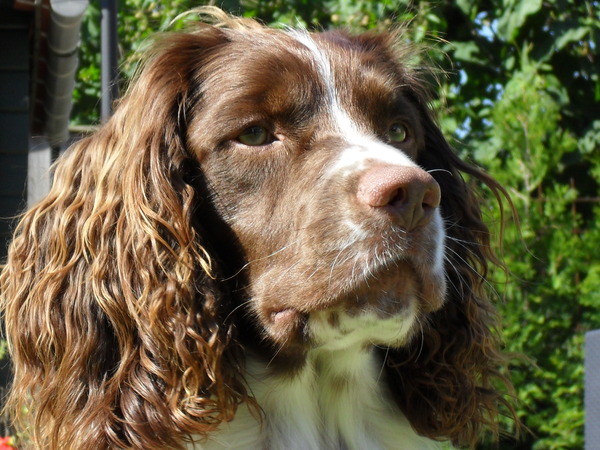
[0,111,29,152]
[0,71,28,110]
[0,29,29,70]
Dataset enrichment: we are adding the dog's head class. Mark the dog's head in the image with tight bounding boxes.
[1,8,515,449]
[186,25,448,355]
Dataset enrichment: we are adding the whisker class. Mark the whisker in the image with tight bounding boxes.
[377,346,390,383]
[444,246,501,300]
[265,337,293,370]
[223,298,253,324]
[413,314,427,362]
[446,234,487,249]
[427,168,453,176]
[221,237,304,281]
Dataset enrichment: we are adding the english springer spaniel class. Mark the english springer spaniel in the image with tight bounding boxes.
[1,7,516,450]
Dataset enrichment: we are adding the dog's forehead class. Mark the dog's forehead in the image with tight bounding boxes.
[279,30,420,141]
[190,26,421,152]
[283,29,403,89]
[210,27,402,96]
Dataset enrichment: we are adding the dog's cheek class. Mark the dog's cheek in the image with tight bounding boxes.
[198,156,296,260]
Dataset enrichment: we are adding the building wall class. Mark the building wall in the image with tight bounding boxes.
[0,1,31,418]
[0,3,30,261]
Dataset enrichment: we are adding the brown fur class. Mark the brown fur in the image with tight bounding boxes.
[1,8,517,449]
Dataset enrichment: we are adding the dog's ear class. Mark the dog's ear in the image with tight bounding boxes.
[1,27,250,449]
[379,58,517,446]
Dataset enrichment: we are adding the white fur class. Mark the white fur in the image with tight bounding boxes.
[309,307,417,351]
[328,141,418,178]
[192,348,441,450]
[287,29,355,136]
[191,308,441,449]
[431,213,446,275]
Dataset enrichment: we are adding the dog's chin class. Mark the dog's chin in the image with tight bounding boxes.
[256,261,445,358]
[259,304,418,365]
[336,257,448,315]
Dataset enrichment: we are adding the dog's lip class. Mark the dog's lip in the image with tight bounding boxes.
[270,308,298,322]
[265,307,310,345]
[337,252,446,307]
[260,231,445,322]
[268,307,311,330]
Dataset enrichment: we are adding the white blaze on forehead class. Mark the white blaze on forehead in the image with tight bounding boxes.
[286,29,359,136]
[286,29,417,176]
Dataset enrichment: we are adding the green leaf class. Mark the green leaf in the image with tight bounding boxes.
[555,26,591,51]
[455,0,472,16]
[452,41,485,65]
[579,120,600,155]
[497,0,542,41]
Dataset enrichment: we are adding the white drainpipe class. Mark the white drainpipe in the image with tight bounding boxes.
[44,0,88,146]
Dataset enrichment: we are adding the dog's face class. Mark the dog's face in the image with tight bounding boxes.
[185,29,447,355]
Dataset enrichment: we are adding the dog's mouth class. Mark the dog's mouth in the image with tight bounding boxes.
[247,216,447,356]
[341,255,447,314]
[264,290,420,355]
[260,254,446,352]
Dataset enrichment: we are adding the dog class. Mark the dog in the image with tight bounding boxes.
[1,8,516,449]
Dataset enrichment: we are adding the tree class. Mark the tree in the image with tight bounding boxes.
[66,0,600,448]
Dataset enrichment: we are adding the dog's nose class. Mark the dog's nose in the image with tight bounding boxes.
[357,165,441,230]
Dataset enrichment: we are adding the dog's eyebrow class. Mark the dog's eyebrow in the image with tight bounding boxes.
[284,30,367,143]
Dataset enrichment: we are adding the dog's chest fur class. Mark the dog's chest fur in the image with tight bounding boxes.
[192,349,440,450]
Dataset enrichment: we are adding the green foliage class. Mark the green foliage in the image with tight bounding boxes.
[72,2,101,125]
[67,0,599,448]
[478,56,595,448]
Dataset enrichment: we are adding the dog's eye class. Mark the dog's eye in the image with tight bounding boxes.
[238,126,271,146]
[388,122,409,143]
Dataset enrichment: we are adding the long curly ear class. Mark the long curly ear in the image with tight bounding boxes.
[0,28,249,449]
[382,93,518,446]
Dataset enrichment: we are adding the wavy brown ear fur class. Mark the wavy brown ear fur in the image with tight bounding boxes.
[383,96,517,447]
[0,25,250,449]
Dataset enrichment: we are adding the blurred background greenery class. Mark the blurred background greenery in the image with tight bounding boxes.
[69,0,600,448]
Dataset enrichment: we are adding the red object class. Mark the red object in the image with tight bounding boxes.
[0,436,15,449]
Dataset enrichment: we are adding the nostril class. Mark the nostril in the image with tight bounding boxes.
[422,183,441,210]
[388,187,407,209]
[357,165,441,230]
[382,188,406,206]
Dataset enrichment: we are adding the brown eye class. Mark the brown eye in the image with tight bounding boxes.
[388,122,409,143]
[238,126,271,146]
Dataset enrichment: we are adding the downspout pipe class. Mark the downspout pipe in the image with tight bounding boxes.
[45,0,88,146]
[101,0,119,121]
